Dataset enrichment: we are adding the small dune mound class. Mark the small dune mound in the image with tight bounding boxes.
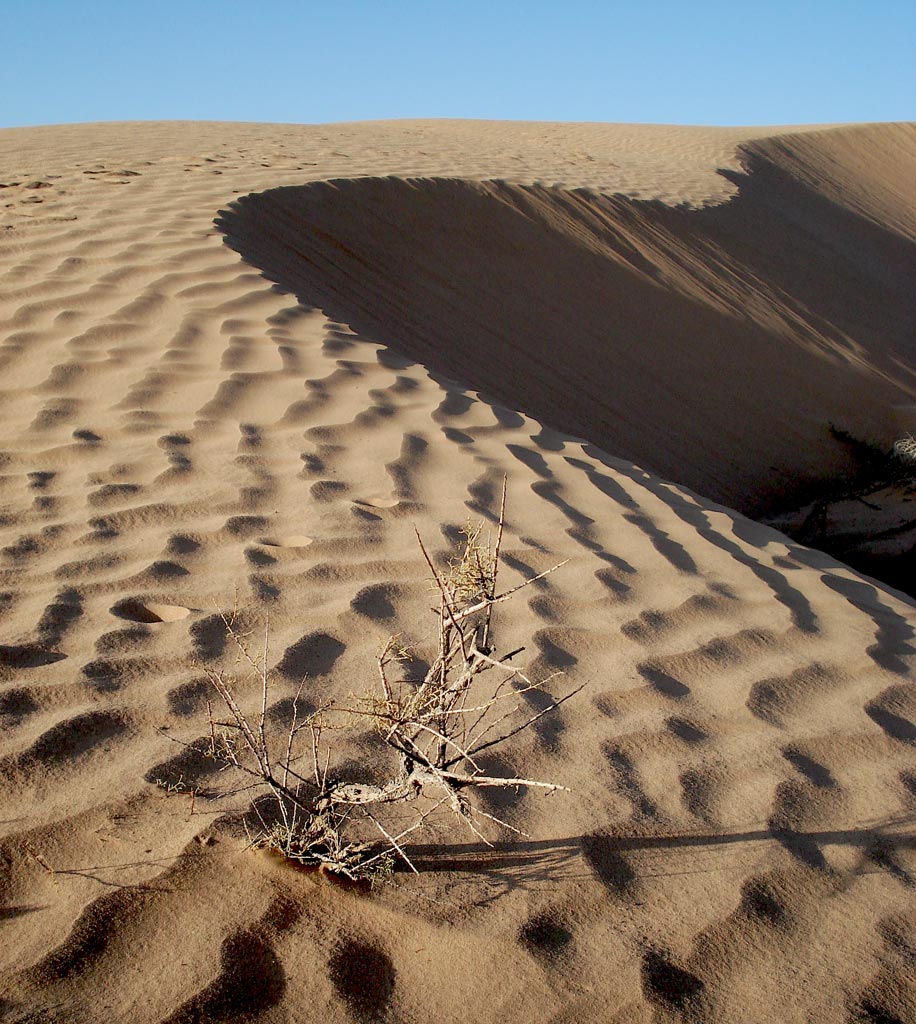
[258,534,313,548]
[0,643,67,668]
[353,496,400,509]
[110,598,190,623]
[352,495,399,507]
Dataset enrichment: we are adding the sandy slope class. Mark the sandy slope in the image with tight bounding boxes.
[0,120,914,1023]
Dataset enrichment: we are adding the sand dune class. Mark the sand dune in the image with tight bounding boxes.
[219,123,916,514]
[0,120,914,1023]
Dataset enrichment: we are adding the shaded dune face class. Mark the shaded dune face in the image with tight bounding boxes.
[217,127,916,515]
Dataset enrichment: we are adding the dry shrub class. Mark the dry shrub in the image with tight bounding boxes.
[172,480,578,880]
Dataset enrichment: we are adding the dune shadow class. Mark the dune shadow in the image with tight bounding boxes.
[216,143,915,517]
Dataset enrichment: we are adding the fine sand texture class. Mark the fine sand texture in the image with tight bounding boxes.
[1,120,915,1023]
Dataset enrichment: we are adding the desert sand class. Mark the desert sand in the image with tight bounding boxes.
[0,119,914,1023]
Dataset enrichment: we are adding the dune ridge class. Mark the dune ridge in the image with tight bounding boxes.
[218,122,916,514]
[0,119,914,1023]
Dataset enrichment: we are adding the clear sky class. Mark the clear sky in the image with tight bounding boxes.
[2,0,914,129]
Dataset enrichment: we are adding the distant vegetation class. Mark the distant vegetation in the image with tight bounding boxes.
[767,426,916,596]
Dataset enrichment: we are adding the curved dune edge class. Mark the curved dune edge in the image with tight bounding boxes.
[0,120,914,1023]
[217,122,916,516]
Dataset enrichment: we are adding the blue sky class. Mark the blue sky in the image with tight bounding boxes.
[2,1,913,128]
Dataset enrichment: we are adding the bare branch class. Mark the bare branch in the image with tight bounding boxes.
[460,684,584,765]
[364,810,420,874]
